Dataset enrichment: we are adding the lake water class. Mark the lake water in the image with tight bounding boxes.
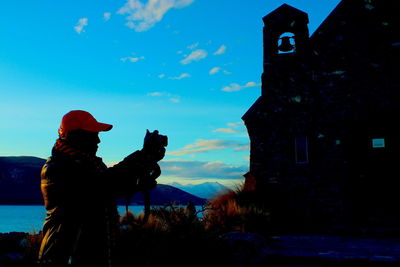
[0,205,201,233]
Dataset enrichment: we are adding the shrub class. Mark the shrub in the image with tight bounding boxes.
[203,184,271,234]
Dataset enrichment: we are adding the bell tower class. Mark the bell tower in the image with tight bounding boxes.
[261,4,310,96]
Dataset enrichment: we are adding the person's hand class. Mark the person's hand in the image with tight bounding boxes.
[139,178,157,191]
[137,163,160,191]
[149,146,166,162]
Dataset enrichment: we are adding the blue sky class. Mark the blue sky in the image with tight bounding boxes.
[0,0,341,187]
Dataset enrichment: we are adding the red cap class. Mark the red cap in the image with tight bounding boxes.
[58,110,113,137]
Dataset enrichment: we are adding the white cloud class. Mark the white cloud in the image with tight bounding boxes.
[209,67,231,75]
[117,0,194,32]
[147,91,181,103]
[180,49,207,65]
[103,12,111,21]
[213,45,226,55]
[158,74,166,78]
[148,92,164,96]
[221,81,261,92]
[120,56,145,62]
[74,18,88,34]
[209,67,220,75]
[169,139,248,156]
[187,42,199,50]
[169,73,190,80]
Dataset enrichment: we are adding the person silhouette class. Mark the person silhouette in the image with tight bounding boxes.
[38,110,166,267]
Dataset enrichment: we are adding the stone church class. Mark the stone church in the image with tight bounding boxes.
[243,0,400,234]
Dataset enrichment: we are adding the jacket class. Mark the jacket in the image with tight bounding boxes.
[38,148,156,267]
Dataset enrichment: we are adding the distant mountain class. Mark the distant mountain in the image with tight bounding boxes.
[168,182,231,199]
[122,184,205,205]
[0,156,205,205]
[0,156,45,204]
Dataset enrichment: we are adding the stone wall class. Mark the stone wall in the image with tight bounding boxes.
[243,0,400,234]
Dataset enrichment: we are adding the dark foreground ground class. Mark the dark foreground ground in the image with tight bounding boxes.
[264,234,400,267]
[2,231,400,267]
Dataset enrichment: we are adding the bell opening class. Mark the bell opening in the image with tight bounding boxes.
[278,32,296,54]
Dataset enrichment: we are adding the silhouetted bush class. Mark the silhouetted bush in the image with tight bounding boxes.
[118,204,231,267]
[203,185,271,235]
[0,232,42,267]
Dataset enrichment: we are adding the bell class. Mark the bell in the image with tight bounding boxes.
[278,36,295,52]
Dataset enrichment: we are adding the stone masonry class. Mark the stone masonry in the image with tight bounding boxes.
[242,0,400,234]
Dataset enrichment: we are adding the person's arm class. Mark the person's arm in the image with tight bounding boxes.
[104,130,167,198]
[105,150,161,198]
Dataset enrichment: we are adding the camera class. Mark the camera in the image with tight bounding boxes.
[144,129,168,150]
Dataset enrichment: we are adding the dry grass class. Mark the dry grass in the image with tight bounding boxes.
[203,185,271,234]
[120,203,202,234]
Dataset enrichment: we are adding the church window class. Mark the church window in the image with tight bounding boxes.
[295,136,309,164]
[372,138,385,148]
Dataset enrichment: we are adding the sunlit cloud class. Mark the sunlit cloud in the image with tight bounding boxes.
[234,145,250,151]
[103,12,111,21]
[117,0,194,32]
[228,122,242,128]
[213,45,226,55]
[160,159,247,179]
[213,121,246,135]
[120,56,145,62]
[209,67,220,75]
[221,81,261,92]
[74,18,88,34]
[106,162,119,168]
[169,139,248,155]
[213,128,236,134]
[180,49,207,65]
[244,81,258,87]
[222,83,240,92]
[168,73,191,80]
